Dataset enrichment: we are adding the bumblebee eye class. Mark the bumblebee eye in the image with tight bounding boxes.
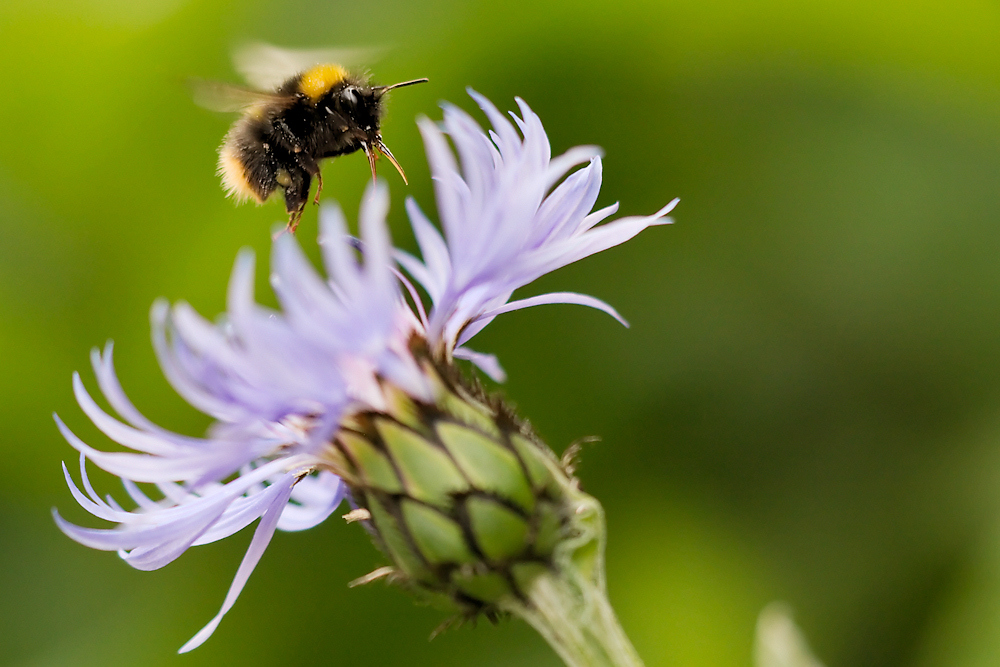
[341,88,358,109]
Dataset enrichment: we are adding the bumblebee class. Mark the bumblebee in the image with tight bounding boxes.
[194,44,427,232]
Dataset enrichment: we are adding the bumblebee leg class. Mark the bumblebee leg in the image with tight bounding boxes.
[287,204,306,234]
[294,153,323,206]
[313,171,323,206]
[281,168,312,234]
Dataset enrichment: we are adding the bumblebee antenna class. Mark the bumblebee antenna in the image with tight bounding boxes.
[373,78,429,98]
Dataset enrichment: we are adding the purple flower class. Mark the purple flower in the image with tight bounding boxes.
[400,91,677,379]
[56,91,676,652]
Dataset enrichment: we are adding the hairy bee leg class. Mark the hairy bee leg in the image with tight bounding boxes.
[362,143,379,181]
[287,204,306,233]
[313,171,323,206]
[281,168,312,234]
[294,153,324,207]
[374,139,407,184]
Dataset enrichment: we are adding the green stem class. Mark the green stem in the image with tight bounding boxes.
[501,483,643,667]
[504,567,644,667]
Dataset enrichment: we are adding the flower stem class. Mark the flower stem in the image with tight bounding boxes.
[501,477,644,667]
[505,566,644,667]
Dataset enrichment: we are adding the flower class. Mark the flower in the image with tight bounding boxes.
[401,91,677,379]
[55,90,677,653]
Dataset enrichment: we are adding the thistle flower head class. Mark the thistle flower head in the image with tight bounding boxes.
[401,91,676,378]
[55,91,676,652]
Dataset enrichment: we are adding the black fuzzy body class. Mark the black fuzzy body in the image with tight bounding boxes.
[222,73,383,215]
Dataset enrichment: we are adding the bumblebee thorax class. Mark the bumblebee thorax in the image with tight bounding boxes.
[297,64,349,102]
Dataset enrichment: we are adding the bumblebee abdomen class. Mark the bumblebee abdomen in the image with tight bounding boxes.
[217,117,280,205]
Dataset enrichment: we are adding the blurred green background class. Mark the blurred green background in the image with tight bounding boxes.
[3,0,1000,665]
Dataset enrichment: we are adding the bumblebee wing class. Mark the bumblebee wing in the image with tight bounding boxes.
[232,42,384,90]
[189,78,291,112]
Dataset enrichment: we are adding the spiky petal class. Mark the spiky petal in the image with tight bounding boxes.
[398,90,677,374]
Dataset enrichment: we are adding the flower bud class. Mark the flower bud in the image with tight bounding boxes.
[328,355,594,618]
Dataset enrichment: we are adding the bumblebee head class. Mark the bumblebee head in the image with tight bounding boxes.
[348,77,429,185]
[298,65,386,138]
[333,84,382,137]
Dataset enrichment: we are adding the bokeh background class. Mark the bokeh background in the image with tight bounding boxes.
[3,1,1000,665]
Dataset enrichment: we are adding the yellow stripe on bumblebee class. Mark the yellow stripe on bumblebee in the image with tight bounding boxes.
[298,64,348,101]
